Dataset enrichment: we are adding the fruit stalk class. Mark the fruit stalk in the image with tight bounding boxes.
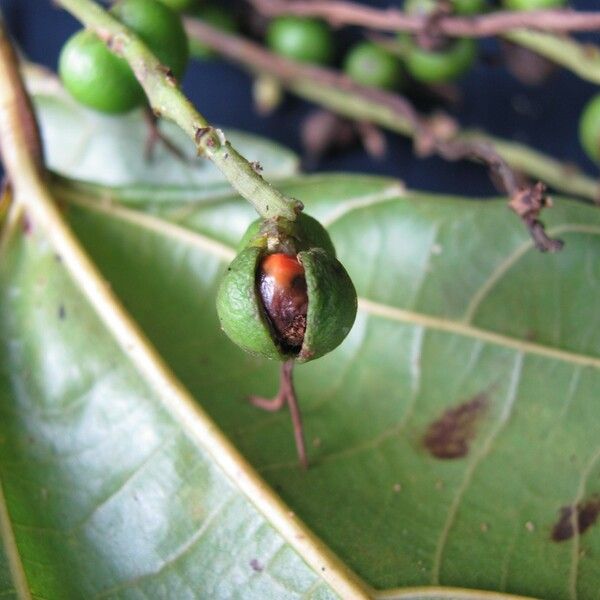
[55,0,301,222]
[249,361,308,469]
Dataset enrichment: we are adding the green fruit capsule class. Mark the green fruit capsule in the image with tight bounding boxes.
[344,42,402,90]
[405,0,486,15]
[111,0,190,80]
[266,17,334,65]
[502,0,565,9]
[579,93,600,164]
[59,0,189,114]
[59,30,145,113]
[404,37,477,83]
[401,0,478,83]
[217,216,357,362]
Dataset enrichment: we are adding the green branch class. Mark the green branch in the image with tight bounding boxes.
[55,0,300,222]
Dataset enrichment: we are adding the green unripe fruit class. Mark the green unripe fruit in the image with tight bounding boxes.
[59,30,144,113]
[404,37,477,83]
[156,0,196,12]
[405,0,485,15]
[266,17,333,65]
[579,94,600,164]
[299,248,357,361]
[401,0,478,83]
[453,0,486,13]
[344,42,402,90]
[188,6,237,58]
[217,215,357,363]
[59,0,189,114]
[111,0,189,80]
[404,0,438,15]
[502,0,565,9]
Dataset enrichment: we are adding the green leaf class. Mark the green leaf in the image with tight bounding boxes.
[0,199,347,600]
[10,167,599,599]
[4,69,600,599]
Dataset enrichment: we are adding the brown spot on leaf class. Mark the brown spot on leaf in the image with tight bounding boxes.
[423,393,488,459]
[552,496,600,542]
[249,558,263,572]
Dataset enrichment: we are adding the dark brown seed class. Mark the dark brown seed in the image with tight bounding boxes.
[258,253,308,351]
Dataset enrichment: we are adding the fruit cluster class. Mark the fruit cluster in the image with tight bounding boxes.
[59,0,189,113]
[217,214,357,363]
[264,3,479,90]
[258,0,600,166]
[262,0,568,89]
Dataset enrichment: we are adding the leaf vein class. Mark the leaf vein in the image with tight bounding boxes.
[463,224,600,324]
[567,444,600,600]
[430,352,524,584]
[68,197,600,370]
[320,184,406,227]
[93,495,233,599]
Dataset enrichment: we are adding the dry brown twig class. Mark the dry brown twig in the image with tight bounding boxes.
[249,0,600,37]
[412,116,563,251]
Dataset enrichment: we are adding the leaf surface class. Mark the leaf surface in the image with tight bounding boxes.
[61,175,600,600]
[2,74,600,600]
[26,66,298,188]
[0,204,342,600]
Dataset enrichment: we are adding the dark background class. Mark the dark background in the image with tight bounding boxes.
[1,0,598,196]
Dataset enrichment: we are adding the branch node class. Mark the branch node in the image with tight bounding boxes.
[293,198,304,213]
[105,32,125,54]
[194,126,216,155]
[509,183,563,252]
[157,65,176,86]
[418,1,452,49]
[509,182,547,218]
